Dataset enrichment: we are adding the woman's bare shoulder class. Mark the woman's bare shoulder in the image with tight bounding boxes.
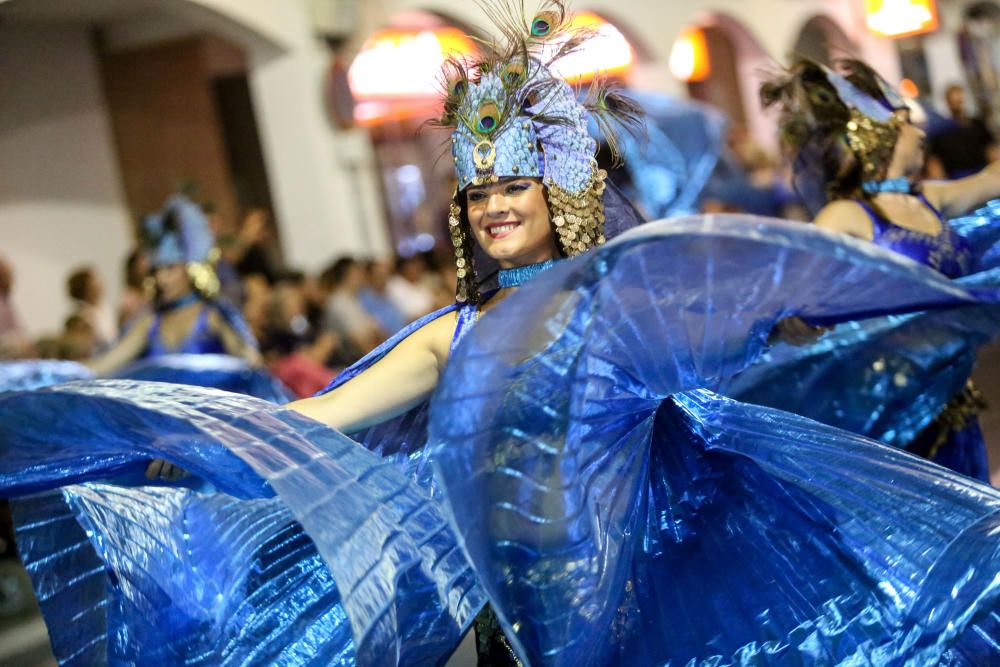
[813,200,874,240]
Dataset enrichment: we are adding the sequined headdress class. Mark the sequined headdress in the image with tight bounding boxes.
[761,58,908,204]
[141,194,220,298]
[431,1,642,303]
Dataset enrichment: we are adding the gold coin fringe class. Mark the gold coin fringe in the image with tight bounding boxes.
[187,260,220,299]
[844,109,900,178]
[549,167,608,257]
[449,197,481,304]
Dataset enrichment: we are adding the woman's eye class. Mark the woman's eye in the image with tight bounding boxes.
[468,192,486,202]
[506,183,529,194]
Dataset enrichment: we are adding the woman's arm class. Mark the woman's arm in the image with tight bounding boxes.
[288,311,458,432]
[207,308,263,366]
[923,161,1000,218]
[86,315,153,376]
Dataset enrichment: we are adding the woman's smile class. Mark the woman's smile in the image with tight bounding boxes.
[484,220,522,239]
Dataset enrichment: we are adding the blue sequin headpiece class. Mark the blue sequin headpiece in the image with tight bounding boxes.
[142,194,219,297]
[436,1,642,303]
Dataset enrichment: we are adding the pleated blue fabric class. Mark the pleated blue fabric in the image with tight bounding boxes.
[2,215,1000,665]
[113,354,294,404]
[0,360,92,392]
[428,217,1000,665]
[722,200,1000,473]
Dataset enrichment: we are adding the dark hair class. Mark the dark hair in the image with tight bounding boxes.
[66,267,94,301]
[124,249,147,288]
[63,313,91,333]
[760,59,864,204]
[320,257,358,290]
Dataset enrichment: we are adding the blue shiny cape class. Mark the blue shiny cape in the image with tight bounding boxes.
[722,200,1000,451]
[0,360,92,392]
[114,354,294,404]
[2,216,1000,665]
[589,91,726,217]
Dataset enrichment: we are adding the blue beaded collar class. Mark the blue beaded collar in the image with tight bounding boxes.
[498,259,561,288]
[861,177,912,195]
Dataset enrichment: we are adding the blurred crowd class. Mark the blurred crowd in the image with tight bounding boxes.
[0,207,458,398]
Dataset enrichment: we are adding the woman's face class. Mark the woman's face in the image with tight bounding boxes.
[886,110,926,178]
[153,263,192,303]
[465,177,558,269]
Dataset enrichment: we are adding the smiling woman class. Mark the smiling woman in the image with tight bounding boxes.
[464,177,558,268]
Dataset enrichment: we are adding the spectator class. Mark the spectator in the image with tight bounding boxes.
[242,274,273,343]
[261,279,341,397]
[321,257,385,358]
[358,260,407,335]
[225,208,284,284]
[0,257,29,359]
[119,248,151,331]
[62,314,97,361]
[927,84,999,179]
[67,266,116,349]
[386,255,437,322]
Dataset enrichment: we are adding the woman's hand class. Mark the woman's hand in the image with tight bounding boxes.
[769,317,829,346]
[145,459,191,482]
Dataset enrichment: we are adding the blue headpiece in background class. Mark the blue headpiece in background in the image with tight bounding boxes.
[142,194,219,297]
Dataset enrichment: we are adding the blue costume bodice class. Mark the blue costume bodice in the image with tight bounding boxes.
[143,302,226,358]
[858,194,974,278]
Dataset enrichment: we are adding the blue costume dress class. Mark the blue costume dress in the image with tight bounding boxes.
[2,216,1000,665]
[114,298,292,404]
[724,198,1000,482]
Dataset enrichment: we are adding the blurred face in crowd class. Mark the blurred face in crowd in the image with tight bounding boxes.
[465,177,557,269]
[153,263,192,304]
[368,261,393,291]
[398,256,426,283]
[84,271,103,304]
[341,262,366,292]
[0,258,12,295]
[946,86,965,119]
[886,109,926,179]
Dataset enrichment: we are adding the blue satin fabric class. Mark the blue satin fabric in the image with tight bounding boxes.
[1,382,482,665]
[428,217,1000,664]
[0,360,92,392]
[589,91,726,217]
[113,354,294,404]
[3,216,1000,665]
[723,200,1000,478]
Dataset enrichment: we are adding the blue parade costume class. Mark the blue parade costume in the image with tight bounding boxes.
[725,199,1000,482]
[4,216,1000,665]
[109,195,292,403]
[3,6,1000,665]
[727,61,1000,480]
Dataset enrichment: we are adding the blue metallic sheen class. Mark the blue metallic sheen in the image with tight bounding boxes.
[861,177,913,194]
[724,199,1000,480]
[497,260,560,288]
[2,216,1000,665]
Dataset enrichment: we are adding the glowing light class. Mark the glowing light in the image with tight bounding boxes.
[542,12,635,83]
[899,78,919,98]
[669,28,710,83]
[864,0,938,38]
[348,27,476,99]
